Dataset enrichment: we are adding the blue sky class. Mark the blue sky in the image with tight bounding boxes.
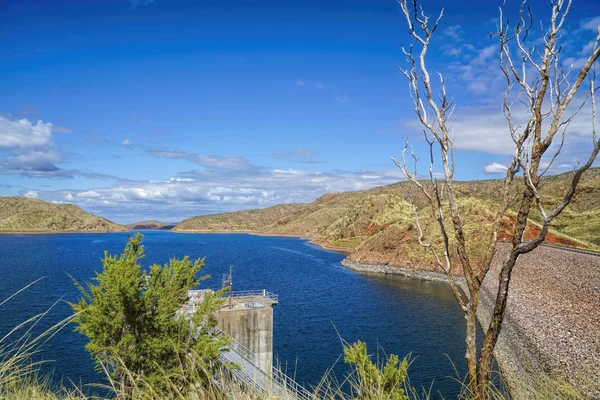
[1,0,599,223]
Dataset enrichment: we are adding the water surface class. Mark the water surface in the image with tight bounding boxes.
[0,231,475,397]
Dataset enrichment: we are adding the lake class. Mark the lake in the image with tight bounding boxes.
[0,230,476,398]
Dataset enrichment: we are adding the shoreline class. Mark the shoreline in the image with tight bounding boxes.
[0,230,128,235]
[340,259,526,397]
[173,229,311,239]
[308,240,353,255]
[340,259,457,283]
[341,247,600,399]
[172,230,526,396]
[5,228,595,396]
[173,229,354,255]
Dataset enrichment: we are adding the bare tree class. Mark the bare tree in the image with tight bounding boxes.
[393,0,600,398]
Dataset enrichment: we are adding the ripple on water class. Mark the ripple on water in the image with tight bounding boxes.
[0,231,475,399]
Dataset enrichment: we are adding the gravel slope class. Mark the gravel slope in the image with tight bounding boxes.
[342,243,600,398]
[481,243,600,398]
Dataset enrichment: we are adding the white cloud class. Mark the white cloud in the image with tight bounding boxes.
[404,109,515,154]
[443,16,597,99]
[0,117,71,177]
[295,149,314,157]
[0,119,121,180]
[78,190,101,199]
[335,93,349,104]
[443,45,462,57]
[477,44,497,62]
[0,117,53,150]
[443,25,461,40]
[195,155,251,170]
[484,163,508,174]
[442,42,476,58]
[468,81,487,94]
[129,0,154,8]
[296,80,305,85]
[272,148,321,164]
[404,88,598,157]
[429,29,598,157]
[580,40,596,55]
[168,177,194,182]
[121,138,132,148]
[148,150,255,170]
[5,151,61,172]
[564,56,588,69]
[316,83,325,90]
[581,16,600,31]
[274,149,313,158]
[24,191,39,198]
[445,43,501,95]
[33,166,408,222]
[52,125,71,134]
[563,37,598,70]
[272,169,302,175]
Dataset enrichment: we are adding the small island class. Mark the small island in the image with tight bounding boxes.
[127,220,177,230]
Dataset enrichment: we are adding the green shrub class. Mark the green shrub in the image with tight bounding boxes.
[343,341,409,400]
[71,233,229,398]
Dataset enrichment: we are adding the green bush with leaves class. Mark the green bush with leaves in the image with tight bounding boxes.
[71,233,229,397]
[343,341,409,400]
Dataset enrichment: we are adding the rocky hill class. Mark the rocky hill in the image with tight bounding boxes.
[174,168,600,270]
[128,220,177,230]
[0,197,127,233]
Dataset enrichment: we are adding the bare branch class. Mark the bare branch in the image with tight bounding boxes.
[397,1,600,397]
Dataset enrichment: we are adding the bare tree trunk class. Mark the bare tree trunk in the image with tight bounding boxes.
[396,0,600,398]
[465,306,479,395]
[477,193,535,392]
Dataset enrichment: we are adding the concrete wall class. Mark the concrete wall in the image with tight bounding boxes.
[216,306,273,372]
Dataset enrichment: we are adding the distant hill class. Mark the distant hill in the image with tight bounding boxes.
[174,168,600,270]
[174,204,306,233]
[0,197,127,233]
[128,220,177,230]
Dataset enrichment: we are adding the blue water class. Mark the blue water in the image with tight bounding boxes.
[0,231,476,397]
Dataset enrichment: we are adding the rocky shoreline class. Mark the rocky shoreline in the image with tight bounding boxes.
[340,259,454,284]
[341,244,600,399]
[339,259,540,398]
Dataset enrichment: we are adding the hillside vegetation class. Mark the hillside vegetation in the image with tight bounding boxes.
[128,220,177,230]
[174,169,600,270]
[0,197,127,233]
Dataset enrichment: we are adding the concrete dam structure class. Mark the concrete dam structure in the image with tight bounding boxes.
[214,290,278,372]
[185,288,311,399]
[185,288,278,373]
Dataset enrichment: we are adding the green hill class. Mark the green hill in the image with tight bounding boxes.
[174,168,600,270]
[0,197,127,233]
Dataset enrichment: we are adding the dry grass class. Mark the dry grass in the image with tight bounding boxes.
[0,197,126,233]
[0,297,590,400]
[0,281,83,399]
[1,271,595,400]
[172,168,600,267]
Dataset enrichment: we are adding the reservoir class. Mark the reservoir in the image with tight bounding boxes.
[0,230,476,398]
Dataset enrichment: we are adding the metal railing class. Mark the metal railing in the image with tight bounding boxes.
[228,290,279,303]
[214,329,313,400]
